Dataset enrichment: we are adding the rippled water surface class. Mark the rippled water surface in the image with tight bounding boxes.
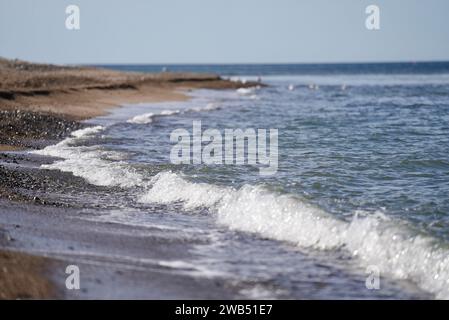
[36,63,449,299]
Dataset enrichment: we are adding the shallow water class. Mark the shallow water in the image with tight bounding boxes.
[33,63,449,299]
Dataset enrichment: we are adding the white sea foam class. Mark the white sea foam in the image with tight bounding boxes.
[127,105,219,125]
[203,103,220,111]
[139,171,228,210]
[127,109,182,124]
[159,109,181,116]
[33,125,105,155]
[236,87,259,100]
[70,126,105,138]
[127,113,155,124]
[126,109,181,124]
[158,260,228,278]
[41,152,143,187]
[140,171,449,299]
[239,285,285,299]
[32,126,144,188]
[236,88,254,95]
[188,102,221,112]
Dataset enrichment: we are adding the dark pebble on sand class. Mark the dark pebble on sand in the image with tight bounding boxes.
[0,110,82,149]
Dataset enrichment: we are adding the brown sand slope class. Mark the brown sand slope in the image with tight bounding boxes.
[0,58,261,149]
[0,58,260,120]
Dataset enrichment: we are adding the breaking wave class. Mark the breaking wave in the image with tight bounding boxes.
[32,126,144,188]
[139,171,449,299]
[127,112,155,124]
[126,103,221,125]
[32,129,449,298]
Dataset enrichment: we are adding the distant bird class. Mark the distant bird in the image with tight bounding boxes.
[288,84,295,91]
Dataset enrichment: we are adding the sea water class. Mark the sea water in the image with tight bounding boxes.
[34,63,449,299]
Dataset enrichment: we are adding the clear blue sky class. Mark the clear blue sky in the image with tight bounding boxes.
[1,0,448,64]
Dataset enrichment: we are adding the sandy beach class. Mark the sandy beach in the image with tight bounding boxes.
[2,57,448,301]
[0,58,255,119]
[0,58,259,299]
[2,0,449,307]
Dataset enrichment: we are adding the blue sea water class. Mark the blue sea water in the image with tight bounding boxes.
[97,61,449,76]
[37,63,449,299]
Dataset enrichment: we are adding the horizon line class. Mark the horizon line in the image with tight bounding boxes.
[3,56,449,67]
[85,60,449,66]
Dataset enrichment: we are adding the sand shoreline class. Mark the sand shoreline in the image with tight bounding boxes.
[0,58,259,150]
[0,58,259,121]
[0,198,246,299]
[0,58,260,299]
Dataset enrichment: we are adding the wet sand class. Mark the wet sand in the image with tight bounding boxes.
[0,198,245,299]
[0,58,259,299]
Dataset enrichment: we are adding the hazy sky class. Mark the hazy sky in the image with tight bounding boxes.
[1,0,448,64]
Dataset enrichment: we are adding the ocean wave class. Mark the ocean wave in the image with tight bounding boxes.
[70,126,105,138]
[159,109,181,116]
[126,109,182,124]
[139,171,449,299]
[236,87,260,100]
[139,171,230,209]
[126,104,220,125]
[32,126,144,188]
[126,103,220,124]
[187,102,221,113]
[236,88,254,95]
[127,112,155,124]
